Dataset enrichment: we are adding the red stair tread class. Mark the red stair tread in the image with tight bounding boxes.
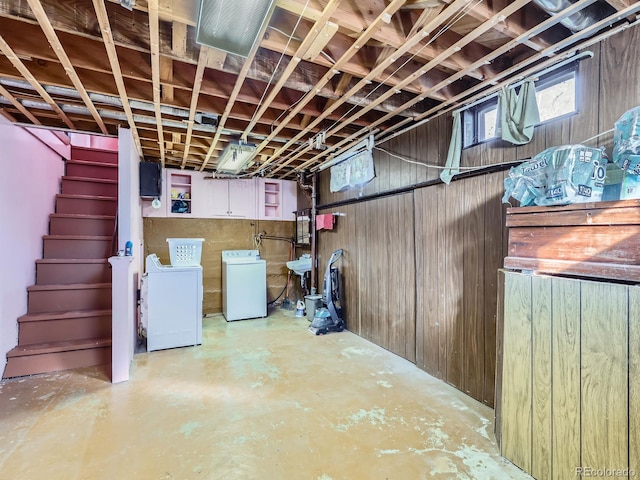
[27,282,112,292]
[36,258,110,264]
[62,176,118,185]
[18,309,112,322]
[56,194,117,201]
[50,214,116,220]
[7,338,112,357]
[42,235,112,240]
[66,159,118,168]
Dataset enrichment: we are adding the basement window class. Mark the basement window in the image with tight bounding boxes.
[535,65,577,122]
[462,64,578,148]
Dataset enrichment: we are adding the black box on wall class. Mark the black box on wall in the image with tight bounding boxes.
[140,162,162,198]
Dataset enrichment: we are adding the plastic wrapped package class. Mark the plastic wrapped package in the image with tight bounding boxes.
[619,154,640,199]
[503,145,607,206]
[613,106,640,166]
[502,157,547,206]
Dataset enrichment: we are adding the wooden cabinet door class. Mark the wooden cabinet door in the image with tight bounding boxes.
[210,180,230,217]
[228,179,256,218]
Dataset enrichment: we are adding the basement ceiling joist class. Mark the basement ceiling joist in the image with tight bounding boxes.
[0,0,636,178]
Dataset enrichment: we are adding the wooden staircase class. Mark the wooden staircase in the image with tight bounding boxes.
[3,146,118,378]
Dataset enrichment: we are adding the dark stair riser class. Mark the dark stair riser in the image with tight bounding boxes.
[19,313,111,344]
[71,147,118,164]
[55,195,117,216]
[28,286,112,313]
[65,161,118,181]
[61,178,118,198]
[3,346,111,378]
[43,237,112,259]
[49,215,115,237]
[36,260,111,285]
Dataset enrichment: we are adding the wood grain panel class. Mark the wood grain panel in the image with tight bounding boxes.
[581,281,628,476]
[143,218,295,314]
[531,275,553,480]
[483,171,505,406]
[508,225,640,264]
[444,179,466,388]
[494,269,506,447]
[551,277,581,480]
[342,195,416,361]
[599,23,640,154]
[631,286,640,478]
[317,203,359,333]
[436,183,448,380]
[500,271,532,472]
[569,44,600,144]
[463,175,485,400]
[506,205,640,227]
[400,194,416,362]
[415,186,440,375]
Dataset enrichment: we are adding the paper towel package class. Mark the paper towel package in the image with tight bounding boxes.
[503,145,607,206]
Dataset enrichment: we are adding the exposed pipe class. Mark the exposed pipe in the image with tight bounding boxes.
[310,172,318,294]
[532,0,613,32]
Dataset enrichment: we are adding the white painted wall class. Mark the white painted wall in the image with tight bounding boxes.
[111,127,143,382]
[0,119,68,376]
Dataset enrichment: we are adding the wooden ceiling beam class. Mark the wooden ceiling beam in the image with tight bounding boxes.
[440,0,547,51]
[26,0,108,134]
[602,0,631,11]
[0,107,17,122]
[181,47,210,168]
[274,0,483,81]
[199,0,281,171]
[241,0,343,140]
[318,0,534,142]
[307,0,640,173]
[263,0,472,169]
[0,3,424,117]
[257,0,446,171]
[0,34,75,129]
[149,0,166,166]
[91,0,143,155]
[0,83,41,124]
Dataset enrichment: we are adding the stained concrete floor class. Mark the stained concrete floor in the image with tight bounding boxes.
[0,309,532,480]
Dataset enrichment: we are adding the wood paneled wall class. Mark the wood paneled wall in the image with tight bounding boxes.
[499,270,638,480]
[316,24,640,408]
[143,218,297,314]
[318,194,416,362]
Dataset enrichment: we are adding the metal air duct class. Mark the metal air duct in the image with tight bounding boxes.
[532,0,613,32]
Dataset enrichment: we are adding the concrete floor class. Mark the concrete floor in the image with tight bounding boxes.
[0,309,532,479]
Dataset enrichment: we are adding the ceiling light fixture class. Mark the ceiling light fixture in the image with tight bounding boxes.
[216,140,257,174]
[196,0,276,57]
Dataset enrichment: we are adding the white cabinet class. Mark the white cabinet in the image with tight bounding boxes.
[258,179,297,221]
[210,179,256,218]
[142,172,295,221]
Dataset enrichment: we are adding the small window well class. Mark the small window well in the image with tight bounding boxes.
[462,63,578,149]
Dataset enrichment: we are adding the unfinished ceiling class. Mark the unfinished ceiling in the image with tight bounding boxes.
[0,0,638,179]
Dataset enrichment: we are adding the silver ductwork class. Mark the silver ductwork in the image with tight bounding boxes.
[532,0,612,32]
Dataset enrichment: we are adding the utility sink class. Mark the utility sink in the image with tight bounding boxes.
[286,254,312,276]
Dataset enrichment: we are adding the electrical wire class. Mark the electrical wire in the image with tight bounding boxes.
[375,121,619,175]
[320,0,483,135]
[247,0,312,134]
[375,146,520,172]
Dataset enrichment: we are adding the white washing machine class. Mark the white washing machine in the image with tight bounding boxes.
[222,250,267,321]
[141,254,203,351]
